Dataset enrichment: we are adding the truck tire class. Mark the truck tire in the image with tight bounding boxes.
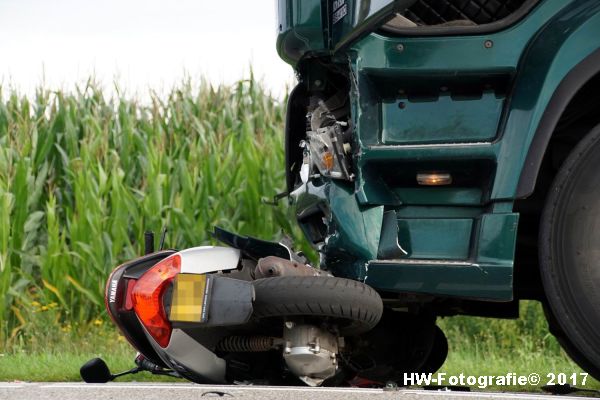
[252,276,383,335]
[543,304,600,380]
[420,325,448,374]
[540,123,600,380]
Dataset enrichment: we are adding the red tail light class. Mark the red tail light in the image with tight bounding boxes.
[132,254,181,347]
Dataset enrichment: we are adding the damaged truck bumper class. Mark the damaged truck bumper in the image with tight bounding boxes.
[293,179,518,301]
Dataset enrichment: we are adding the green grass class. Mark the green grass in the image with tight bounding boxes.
[438,301,600,391]
[1,328,145,382]
[2,316,598,393]
[1,300,598,393]
[441,350,600,392]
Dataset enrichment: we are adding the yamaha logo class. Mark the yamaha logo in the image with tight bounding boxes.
[109,280,118,303]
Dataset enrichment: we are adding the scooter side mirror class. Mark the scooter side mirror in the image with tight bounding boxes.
[80,357,113,383]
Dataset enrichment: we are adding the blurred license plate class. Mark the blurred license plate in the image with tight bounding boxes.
[169,273,210,323]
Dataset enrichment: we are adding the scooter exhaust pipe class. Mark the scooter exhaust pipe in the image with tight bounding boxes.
[255,256,331,278]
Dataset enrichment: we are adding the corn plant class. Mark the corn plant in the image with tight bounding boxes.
[0,78,307,344]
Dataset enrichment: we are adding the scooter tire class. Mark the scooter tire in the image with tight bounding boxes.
[252,276,383,335]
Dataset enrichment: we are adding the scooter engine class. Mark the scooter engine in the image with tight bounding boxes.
[282,322,340,386]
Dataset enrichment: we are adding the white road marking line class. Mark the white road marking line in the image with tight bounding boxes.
[40,384,380,394]
[34,383,584,399]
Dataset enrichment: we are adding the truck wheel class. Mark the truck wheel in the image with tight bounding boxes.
[419,326,448,374]
[543,304,600,379]
[540,124,600,379]
[252,276,383,335]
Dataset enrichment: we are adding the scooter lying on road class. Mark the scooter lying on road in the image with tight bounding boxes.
[82,227,446,386]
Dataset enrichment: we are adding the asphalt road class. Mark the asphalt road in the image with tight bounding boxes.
[0,383,591,400]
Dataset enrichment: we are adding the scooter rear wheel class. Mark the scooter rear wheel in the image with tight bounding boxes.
[252,276,383,335]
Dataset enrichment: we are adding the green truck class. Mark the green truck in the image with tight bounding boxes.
[276,0,600,381]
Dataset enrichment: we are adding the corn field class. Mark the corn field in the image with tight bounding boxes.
[0,78,304,344]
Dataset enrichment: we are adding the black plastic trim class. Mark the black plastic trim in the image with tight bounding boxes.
[213,226,292,261]
[516,47,600,198]
[332,1,414,52]
[284,82,309,193]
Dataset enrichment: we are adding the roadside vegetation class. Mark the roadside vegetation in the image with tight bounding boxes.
[0,78,598,391]
[0,76,302,345]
